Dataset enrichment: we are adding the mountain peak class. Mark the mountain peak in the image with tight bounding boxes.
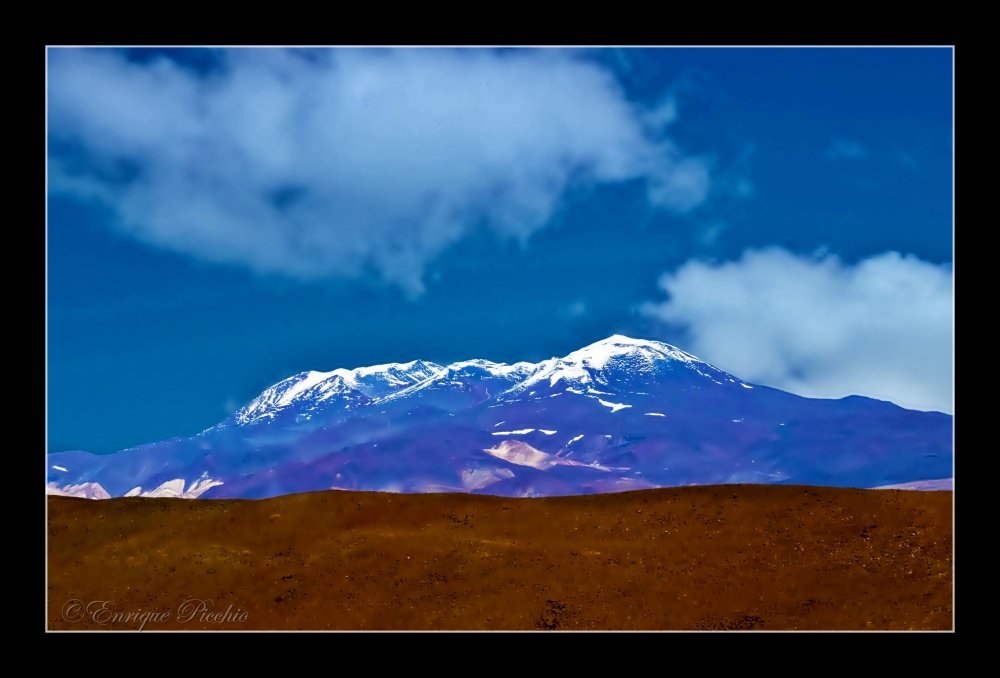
[582,334,686,351]
[563,334,701,369]
[603,333,648,343]
[505,335,706,394]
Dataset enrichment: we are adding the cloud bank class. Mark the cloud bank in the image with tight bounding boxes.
[641,249,953,413]
[48,48,712,296]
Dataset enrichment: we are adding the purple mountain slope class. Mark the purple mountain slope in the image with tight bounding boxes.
[47,336,953,499]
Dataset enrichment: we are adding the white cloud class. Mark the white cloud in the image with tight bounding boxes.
[640,248,953,413]
[48,48,712,297]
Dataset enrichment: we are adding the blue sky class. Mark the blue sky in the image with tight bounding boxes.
[47,47,953,453]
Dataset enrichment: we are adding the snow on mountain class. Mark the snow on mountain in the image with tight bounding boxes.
[46,482,110,499]
[870,478,953,491]
[231,360,441,425]
[231,335,742,426]
[47,334,954,500]
[506,335,738,395]
[47,475,224,500]
[339,360,443,398]
[233,372,358,425]
[124,474,225,498]
[379,359,537,404]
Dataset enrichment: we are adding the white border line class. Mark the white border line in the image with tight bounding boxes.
[44,44,50,633]
[950,44,956,632]
[44,45,956,632]
[42,45,956,47]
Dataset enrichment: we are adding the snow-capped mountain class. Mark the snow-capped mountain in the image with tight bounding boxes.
[47,335,953,500]
[230,359,441,426]
[228,336,748,425]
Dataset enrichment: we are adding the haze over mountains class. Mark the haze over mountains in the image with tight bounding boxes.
[47,336,953,499]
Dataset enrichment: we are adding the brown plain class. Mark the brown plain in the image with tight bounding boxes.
[47,485,952,630]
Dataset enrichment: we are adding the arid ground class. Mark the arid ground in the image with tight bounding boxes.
[47,485,952,630]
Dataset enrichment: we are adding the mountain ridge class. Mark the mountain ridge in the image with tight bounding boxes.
[223,335,752,428]
[47,335,953,500]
